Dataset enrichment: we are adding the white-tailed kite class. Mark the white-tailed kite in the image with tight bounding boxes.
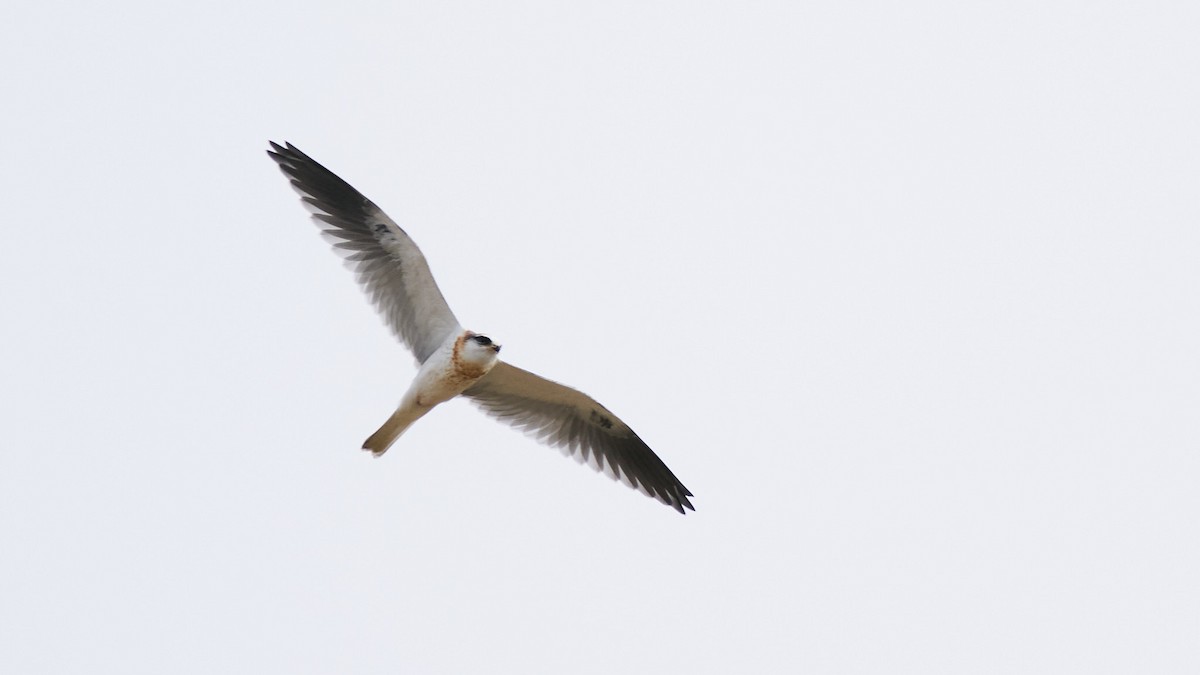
[267,142,694,513]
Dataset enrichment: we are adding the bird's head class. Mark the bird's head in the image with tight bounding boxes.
[461,331,502,366]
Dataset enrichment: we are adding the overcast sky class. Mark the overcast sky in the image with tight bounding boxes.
[2,1,1198,673]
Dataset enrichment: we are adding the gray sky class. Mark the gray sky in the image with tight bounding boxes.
[2,1,1198,673]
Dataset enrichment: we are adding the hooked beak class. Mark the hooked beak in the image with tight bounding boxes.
[493,344,502,353]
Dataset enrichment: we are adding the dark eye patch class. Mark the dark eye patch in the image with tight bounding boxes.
[473,335,492,346]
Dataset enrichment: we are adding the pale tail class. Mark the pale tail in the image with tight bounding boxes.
[362,404,429,456]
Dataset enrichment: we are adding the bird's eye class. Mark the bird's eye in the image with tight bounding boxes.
[473,335,492,346]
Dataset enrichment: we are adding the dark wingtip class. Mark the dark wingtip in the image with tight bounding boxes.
[664,487,695,514]
[266,140,289,160]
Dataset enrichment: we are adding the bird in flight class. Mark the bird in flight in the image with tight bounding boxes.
[267,142,694,513]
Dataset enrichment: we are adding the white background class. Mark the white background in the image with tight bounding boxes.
[2,1,1197,673]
